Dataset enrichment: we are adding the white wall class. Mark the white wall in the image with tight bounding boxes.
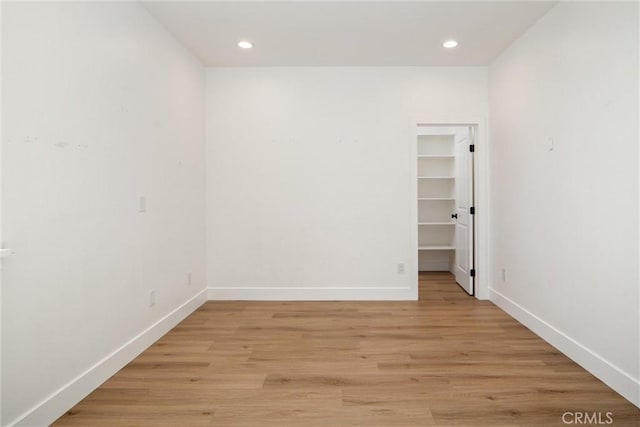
[0,1,4,419]
[489,2,639,406]
[2,2,206,425]
[206,67,487,299]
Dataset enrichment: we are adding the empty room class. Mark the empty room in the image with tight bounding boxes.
[1,1,639,426]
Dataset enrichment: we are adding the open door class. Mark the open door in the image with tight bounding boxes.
[453,127,474,294]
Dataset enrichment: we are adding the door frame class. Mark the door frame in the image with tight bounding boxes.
[410,118,489,300]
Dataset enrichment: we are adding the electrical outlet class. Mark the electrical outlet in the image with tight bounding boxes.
[187,272,192,286]
[397,263,406,275]
[139,196,146,213]
[501,268,507,282]
[149,289,156,307]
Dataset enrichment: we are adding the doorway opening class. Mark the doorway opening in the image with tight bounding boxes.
[415,124,476,296]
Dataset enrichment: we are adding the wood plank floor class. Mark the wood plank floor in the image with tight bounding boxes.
[54,272,640,426]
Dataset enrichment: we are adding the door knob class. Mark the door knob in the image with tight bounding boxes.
[0,248,13,258]
[451,213,458,219]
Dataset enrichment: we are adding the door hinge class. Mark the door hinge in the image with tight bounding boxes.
[470,206,475,215]
[470,269,476,277]
[469,144,475,152]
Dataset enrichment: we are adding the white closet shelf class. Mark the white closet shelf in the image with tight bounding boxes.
[418,222,455,225]
[418,198,454,201]
[418,246,455,250]
[417,155,454,158]
[417,176,455,179]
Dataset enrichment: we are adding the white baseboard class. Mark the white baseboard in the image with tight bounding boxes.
[9,289,208,427]
[489,288,640,408]
[418,261,450,271]
[208,286,416,301]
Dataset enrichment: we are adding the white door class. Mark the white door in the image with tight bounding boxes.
[453,127,474,294]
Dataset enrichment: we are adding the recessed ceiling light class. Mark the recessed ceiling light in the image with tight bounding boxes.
[237,41,253,49]
[443,40,458,49]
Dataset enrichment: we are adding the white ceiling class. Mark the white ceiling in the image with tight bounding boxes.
[142,1,557,66]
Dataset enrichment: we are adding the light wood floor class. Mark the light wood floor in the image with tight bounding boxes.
[54,272,640,426]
